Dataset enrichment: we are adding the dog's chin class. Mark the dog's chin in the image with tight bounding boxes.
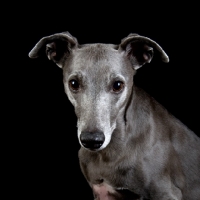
[80,144,107,152]
[81,146,104,152]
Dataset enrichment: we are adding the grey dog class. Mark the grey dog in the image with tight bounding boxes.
[29,32,200,199]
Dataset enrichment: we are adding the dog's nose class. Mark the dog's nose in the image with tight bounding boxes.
[80,132,105,150]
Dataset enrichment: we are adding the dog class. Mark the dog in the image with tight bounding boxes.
[29,31,200,199]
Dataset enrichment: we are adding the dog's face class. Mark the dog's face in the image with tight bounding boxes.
[63,44,135,151]
[29,32,169,151]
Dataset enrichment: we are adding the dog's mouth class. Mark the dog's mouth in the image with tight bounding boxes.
[81,142,104,151]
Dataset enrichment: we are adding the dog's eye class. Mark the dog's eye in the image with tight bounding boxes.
[112,81,124,92]
[69,79,80,91]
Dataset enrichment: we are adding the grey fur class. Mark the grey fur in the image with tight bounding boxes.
[29,32,200,200]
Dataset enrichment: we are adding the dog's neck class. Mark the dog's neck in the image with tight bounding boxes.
[108,86,158,154]
[125,85,154,135]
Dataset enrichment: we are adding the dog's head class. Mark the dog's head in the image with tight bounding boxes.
[29,32,169,151]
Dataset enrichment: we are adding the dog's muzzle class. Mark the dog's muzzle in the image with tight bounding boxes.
[80,132,105,150]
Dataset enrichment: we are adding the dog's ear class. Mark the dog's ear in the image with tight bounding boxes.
[119,33,169,70]
[28,31,78,68]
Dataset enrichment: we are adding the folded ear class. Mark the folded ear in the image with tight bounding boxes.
[119,33,169,70]
[28,31,78,68]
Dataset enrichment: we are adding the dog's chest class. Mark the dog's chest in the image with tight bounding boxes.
[92,181,142,200]
[79,148,149,198]
[81,158,148,199]
[79,149,138,189]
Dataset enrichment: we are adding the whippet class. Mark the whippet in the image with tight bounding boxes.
[29,32,200,199]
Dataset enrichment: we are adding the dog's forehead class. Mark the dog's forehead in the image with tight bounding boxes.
[79,43,118,55]
[65,43,133,76]
[75,43,119,66]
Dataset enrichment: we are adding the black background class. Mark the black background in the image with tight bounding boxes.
[7,2,199,199]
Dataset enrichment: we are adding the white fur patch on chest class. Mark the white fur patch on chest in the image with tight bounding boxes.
[92,182,127,200]
[93,182,116,200]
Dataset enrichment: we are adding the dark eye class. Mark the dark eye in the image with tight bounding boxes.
[112,81,124,92]
[69,79,80,91]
